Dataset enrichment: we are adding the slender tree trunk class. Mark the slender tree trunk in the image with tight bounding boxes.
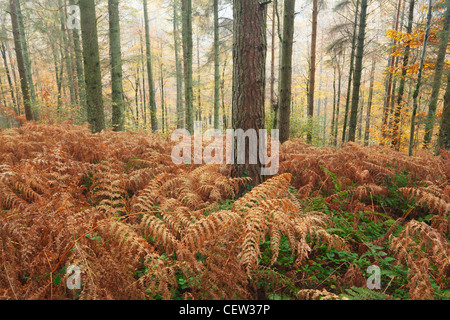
[221,56,228,129]
[181,0,194,133]
[173,0,184,129]
[334,53,343,145]
[0,42,18,115]
[108,0,125,131]
[196,35,202,123]
[423,1,450,149]
[69,0,87,121]
[307,0,318,144]
[9,0,32,121]
[382,0,403,144]
[364,57,376,146]
[140,33,147,126]
[409,0,433,156]
[279,0,295,144]
[392,0,415,150]
[347,0,368,142]
[51,42,63,112]
[342,0,360,143]
[79,0,105,133]
[213,0,220,129]
[143,0,158,132]
[59,0,76,107]
[135,64,140,126]
[437,70,450,153]
[270,2,278,129]
[15,0,35,104]
[231,0,267,189]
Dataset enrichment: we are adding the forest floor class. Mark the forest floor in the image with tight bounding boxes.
[0,122,449,300]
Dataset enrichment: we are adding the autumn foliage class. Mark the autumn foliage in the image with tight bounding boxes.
[0,123,449,300]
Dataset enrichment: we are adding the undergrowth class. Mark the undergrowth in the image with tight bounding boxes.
[0,123,449,300]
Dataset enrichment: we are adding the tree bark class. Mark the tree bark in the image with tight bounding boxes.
[181,0,194,133]
[347,0,368,142]
[278,0,295,144]
[392,0,415,150]
[9,0,32,121]
[143,0,158,132]
[108,0,125,131]
[231,0,267,189]
[409,0,433,156]
[173,0,184,129]
[79,0,105,133]
[423,1,450,149]
[307,0,318,144]
[213,0,220,129]
[364,57,376,146]
[437,70,450,153]
[15,0,36,104]
[382,0,403,145]
[342,0,360,143]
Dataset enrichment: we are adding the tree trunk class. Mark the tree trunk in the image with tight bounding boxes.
[231,0,267,189]
[181,0,194,133]
[79,0,105,133]
[15,0,36,104]
[342,0,360,143]
[278,0,295,144]
[196,35,202,123]
[221,56,228,129]
[9,0,32,121]
[409,0,433,156]
[108,0,125,131]
[143,0,158,132]
[436,70,450,153]
[364,57,376,146]
[423,1,450,149]
[213,0,220,129]
[347,0,368,142]
[392,0,415,150]
[59,0,76,107]
[173,0,184,129]
[382,0,403,145]
[69,0,87,121]
[307,0,318,144]
[0,42,18,115]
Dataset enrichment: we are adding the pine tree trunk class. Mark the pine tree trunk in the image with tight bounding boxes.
[279,0,295,144]
[347,0,368,142]
[79,0,105,133]
[9,0,32,121]
[423,1,450,149]
[143,0,158,132]
[108,0,125,131]
[181,0,194,133]
[231,0,267,189]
